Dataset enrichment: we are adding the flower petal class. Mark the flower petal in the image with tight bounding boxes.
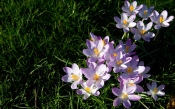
[129,22,136,28]
[165,16,174,22]
[128,94,141,101]
[128,15,136,22]
[72,63,80,75]
[157,91,165,96]
[162,22,169,27]
[146,83,152,90]
[145,22,153,31]
[113,98,122,107]
[114,16,121,24]
[161,10,168,20]
[131,28,140,34]
[158,84,165,90]
[71,81,78,89]
[112,87,121,96]
[134,34,141,40]
[152,94,158,101]
[123,100,131,108]
[154,25,161,29]
[63,67,73,74]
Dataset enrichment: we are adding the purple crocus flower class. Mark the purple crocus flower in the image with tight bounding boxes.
[76,81,100,100]
[122,1,143,16]
[137,61,151,78]
[139,5,154,20]
[114,13,136,32]
[62,63,82,89]
[109,51,132,73]
[131,21,155,42]
[150,10,174,29]
[118,75,144,92]
[112,82,141,108]
[146,81,165,100]
[82,63,110,88]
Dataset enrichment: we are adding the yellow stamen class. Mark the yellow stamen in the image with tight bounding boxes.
[129,6,134,12]
[140,30,146,35]
[71,74,79,81]
[93,73,99,81]
[153,88,158,93]
[143,10,148,15]
[102,40,106,46]
[159,16,164,23]
[123,20,128,26]
[126,67,133,73]
[116,60,122,65]
[93,48,99,56]
[85,87,91,93]
[113,53,117,57]
[121,93,128,99]
[128,82,135,86]
[125,46,129,52]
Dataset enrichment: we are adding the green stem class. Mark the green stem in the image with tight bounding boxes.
[122,32,126,40]
[138,100,149,109]
[154,30,160,41]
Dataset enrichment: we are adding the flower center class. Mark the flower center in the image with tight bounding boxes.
[113,53,117,57]
[93,48,99,56]
[90,38,93,41]
[153,88,158,94]
[143,10,148,15]
[123,20,128,26]
[116,60,122,65]
[140,30,146,35]
[85,87,91,93]
[93,73,100,81]
[121,93,128,99]
[159,16,164,23]
[129,5,134,12]
[125,46,129,52]
[71,74,79,81]
[127,67,133,73]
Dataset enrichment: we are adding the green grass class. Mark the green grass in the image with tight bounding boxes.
[0,0,175,108]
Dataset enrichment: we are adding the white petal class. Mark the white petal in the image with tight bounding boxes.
[165,16,174,22]
[129,22,136,28]
[161,10,168,20]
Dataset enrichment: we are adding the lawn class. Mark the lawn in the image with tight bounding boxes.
[1,0,175,108]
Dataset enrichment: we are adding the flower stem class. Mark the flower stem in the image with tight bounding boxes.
[122,32,126,40]
[154,29,159,41]
[138,100,149,109]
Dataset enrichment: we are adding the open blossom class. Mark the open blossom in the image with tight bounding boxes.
[122,1,143,16]
[112,82,141,108]
[114,13,136,32]
[150,10,174,29]
[139,5,154,20]
[131,21,155,42]
[76,81,100,100]
[82,63,110,88]
[62,63,82,89]
[146,81,165,101]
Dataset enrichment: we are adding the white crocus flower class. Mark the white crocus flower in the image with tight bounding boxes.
[114,13,136,32]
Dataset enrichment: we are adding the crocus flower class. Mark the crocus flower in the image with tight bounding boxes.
[82,63,110,88]
[76,81,100,100]
[146,81,165,100]
[114,13,136,32]
[150,10,174,29]
[137,61,151,78]
[62,63,82,89]
[139,5,154,20]
[131,21,155,42]
[122,1,143,16]
[112,82,141,108]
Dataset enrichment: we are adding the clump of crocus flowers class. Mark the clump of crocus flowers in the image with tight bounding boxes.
[62,0,173,108]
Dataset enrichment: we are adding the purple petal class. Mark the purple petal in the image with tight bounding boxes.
[154,25,161,29]
[102,73,111,81]
[128,94,141,101]
[121,13,128,20]
[123,100,131,108]
[114,16,121,24]
[83,49,94,57]
[123,28,130,33]
[128,15,136,22]
[124,0,130,7]
[136,85,144,92]
[158,85,165,90]
[131,28,140,34]
[76,89,86,95]
[122,6,128,12]
[134,34,141,40]
[146,83,152,90]
[112,87,122,96]
[126,85,137,94]
[71,81,78,89]
[81,68,94,79]
[145,22,153,31]
[152,81,157,88]
[137,21,144,30]
[153,94,158,101]
[96,64,106,75]
[113,98,122,107]
[63,67,73,74]
[116,24,123,28]
[165,16,174,22]
[62,75,71,82]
